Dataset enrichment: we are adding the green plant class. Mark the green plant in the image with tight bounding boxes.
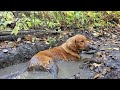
[47,36,56,46]
[0,11,120,35]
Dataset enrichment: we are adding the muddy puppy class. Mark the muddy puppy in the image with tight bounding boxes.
[0,34,92,79]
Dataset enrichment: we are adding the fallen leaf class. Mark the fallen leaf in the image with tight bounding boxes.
[96,52,102,57]
[92,63,101,67]
[61,30,69,35]
[104,44,107,46]
[112,34,117,39]
[101,69,107,75]
[113,48,119,50]
[26,41,31,43]
[107,48,112,50]
[32,36,37,42]
[105,67,111,72]
[117,24,120,27]
[114,42,120,44]
[90,66,94,70]
[100,48,105,51]
[92,32,100,37]
[17,38,21,42]
[93,73,104,79]
[7,42,14,48]
[24,35,32,42]
[0,42,7,48]
[44,41,49,44]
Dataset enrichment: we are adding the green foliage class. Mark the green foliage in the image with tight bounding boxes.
[0,11,120,35]
[11,26,19,35]
[47,36,56,46]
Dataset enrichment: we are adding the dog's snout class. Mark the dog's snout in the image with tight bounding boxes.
[84,40,96,51]
[84,41,90,51]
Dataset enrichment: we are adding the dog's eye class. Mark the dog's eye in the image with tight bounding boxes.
[81,40,84,42]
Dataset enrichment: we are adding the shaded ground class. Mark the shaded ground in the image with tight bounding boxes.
[0,26,120,79]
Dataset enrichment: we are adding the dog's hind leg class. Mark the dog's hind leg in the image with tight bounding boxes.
[47,61,59,79]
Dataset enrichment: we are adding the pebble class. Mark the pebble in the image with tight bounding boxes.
[2,49,9,53]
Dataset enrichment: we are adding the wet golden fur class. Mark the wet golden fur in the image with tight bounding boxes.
[28,34,89,70]
[0,34,90,79]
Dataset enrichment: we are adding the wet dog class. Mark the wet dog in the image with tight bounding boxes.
[0,34,93,79]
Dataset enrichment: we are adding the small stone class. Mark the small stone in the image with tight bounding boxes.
[100,48,105,51]
[2,49,8,53]
[104,44,107,46]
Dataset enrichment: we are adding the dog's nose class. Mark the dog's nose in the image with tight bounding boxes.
[84,42,90,51]
[84,42,96,51]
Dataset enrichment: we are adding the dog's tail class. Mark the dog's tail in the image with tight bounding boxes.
[0,67,28,79]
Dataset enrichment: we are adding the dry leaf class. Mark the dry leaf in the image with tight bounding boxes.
[24,35,32,42]
[32,36,37,42]
[7,42,14,48]
[107,48,112,50]
[90,66,94,70]
[26,41,31,44]
[96,52,102,57]
[44,41,49,44]
[93,73,103,79]
[92,32,100,37]
[61,30,69,35]
[93,63,101,67]
[17,38,21,43]
[0,42,7,48]
[113,48,119,50]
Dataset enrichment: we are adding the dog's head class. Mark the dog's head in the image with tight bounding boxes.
[66,34,90,52]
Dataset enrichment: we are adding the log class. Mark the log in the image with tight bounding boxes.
[0,29,61,41]
[0,42,50,69]
[0,29,60,36]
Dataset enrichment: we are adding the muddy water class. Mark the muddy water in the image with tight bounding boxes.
[1,44,119,79]
[0,54,94,79]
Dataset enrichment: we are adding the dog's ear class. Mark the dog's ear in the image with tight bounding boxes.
[66,37,78,51]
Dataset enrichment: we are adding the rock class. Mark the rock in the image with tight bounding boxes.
[2,49,8,53]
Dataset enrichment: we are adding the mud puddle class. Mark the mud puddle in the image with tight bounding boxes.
[0,43,120,79]
[0,54,94,79]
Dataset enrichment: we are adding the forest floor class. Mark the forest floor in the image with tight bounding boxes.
[0,26,120,79]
